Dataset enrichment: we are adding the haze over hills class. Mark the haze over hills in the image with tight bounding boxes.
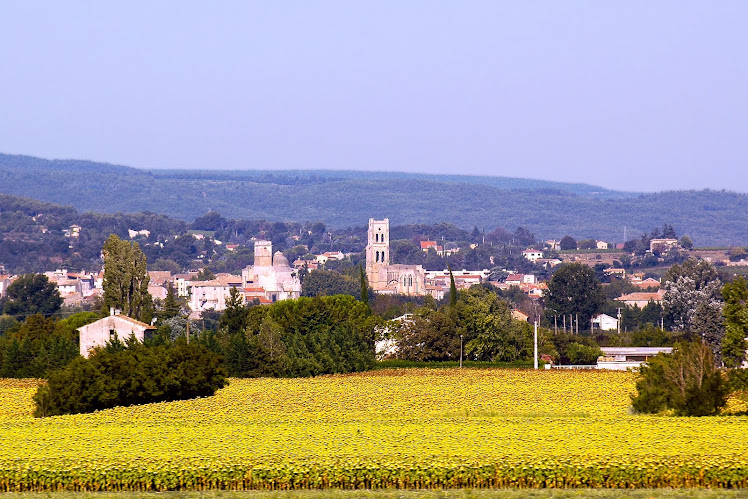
[1,153,747,246]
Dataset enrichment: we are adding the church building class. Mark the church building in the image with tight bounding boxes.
[365,218,426,296]
[242,240,302,303]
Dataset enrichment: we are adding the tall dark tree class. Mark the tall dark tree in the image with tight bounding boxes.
[159,283,182,320]
[544,263,605,329]
[102,234,151,321]
[448,265,458,307]
[3,274,63,319]
[220,287,250,335]
[359,264,369,306]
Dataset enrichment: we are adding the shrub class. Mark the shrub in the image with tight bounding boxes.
[631,341,728,416]
[33,339,227,417]
[565,342,602,365]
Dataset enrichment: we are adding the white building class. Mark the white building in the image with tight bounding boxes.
[592,313,619,331]
[0,274,12,298]
[522,249,543,262]
[241,240,302,303]
[78,312,156,358]
[597,347,673,371]
[186,274,243,315]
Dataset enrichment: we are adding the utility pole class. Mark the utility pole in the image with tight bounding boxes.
[554,314,558,334]
[186,320,190,344]
[575,313,579,334]
[563,314,566,332]
[459,334,463,369]
[617,308,622,335]
[534,322,538,370]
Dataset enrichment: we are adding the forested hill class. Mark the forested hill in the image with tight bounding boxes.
[2,153,748,246]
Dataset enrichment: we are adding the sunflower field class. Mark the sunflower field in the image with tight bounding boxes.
[1,369,748,491]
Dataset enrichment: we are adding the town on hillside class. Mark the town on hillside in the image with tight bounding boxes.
[0,212,748,378]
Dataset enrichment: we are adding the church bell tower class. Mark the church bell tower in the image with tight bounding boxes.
[365,218,389,288]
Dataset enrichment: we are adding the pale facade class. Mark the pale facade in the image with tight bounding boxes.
[186,274,242,314]
[241,240,302,303]
[78,313,156,358]
[592,313,619,331]
[522,249,543,262]
[365,218,426,296]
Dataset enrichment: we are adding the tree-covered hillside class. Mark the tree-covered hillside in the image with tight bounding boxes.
[2,153,747,245]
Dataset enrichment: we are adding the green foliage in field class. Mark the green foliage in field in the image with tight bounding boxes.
[33,339,227,417]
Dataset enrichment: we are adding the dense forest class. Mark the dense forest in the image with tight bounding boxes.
[2,153,748,245]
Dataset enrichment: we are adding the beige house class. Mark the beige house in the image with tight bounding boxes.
[78,313,156,358]
[615,290,666,308]
[186,273,243,315]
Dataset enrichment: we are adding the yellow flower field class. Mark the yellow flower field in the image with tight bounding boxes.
[1,369,747,491]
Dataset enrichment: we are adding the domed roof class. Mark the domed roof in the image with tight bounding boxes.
[272,251,290,268]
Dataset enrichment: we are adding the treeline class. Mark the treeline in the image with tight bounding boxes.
[0,313,96,378]
[0,193,551,276]
[4,152,748,245]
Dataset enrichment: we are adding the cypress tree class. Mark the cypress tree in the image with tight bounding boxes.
[359,264,369,306]
[448,264,458,307]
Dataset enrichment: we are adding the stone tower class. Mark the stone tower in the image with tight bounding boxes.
[366,218,389,289]
[253,240,273,267]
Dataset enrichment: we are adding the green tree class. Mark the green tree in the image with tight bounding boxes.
[301,269,359,298]
[722,276,748,368]
[448,265,458,307]
[631,341,727,416]
[219,287,250,335]
[359,264,369,306]
[3,274,63,319]
[680,235,693,250]
[159,283,182,320]
[559,235,577,250]
[458,287,535,362]
[34,339,227,417]
[663,258,722,332]
[397,310,459,361]
[565,342,602,365]
[544,263,605,328]
[102,234,151,321]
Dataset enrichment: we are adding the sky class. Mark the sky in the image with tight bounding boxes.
[1,1,747,193]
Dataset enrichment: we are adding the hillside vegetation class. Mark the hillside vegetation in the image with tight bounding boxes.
[2,153,748,245]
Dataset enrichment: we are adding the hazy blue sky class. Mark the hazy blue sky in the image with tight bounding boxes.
[1,2,747,192]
